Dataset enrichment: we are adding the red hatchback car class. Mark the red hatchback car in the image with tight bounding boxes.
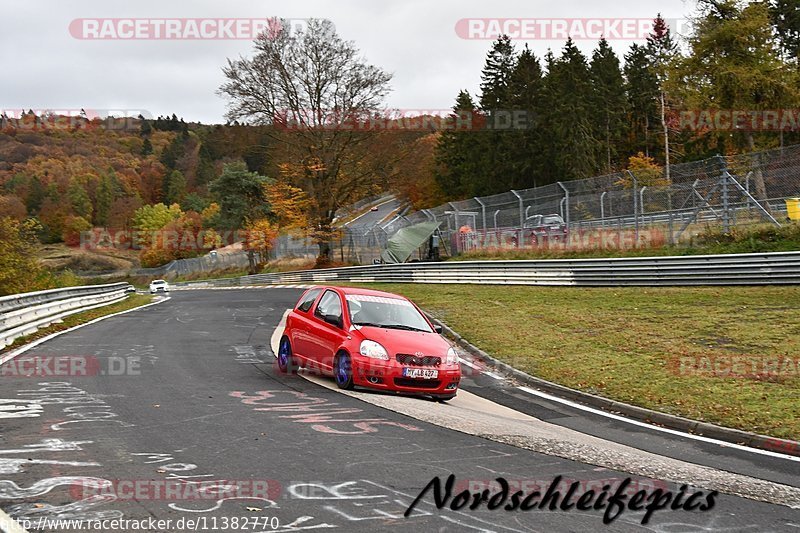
[278,286,461,401]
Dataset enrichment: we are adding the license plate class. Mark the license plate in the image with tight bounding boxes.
[402,368,438,379]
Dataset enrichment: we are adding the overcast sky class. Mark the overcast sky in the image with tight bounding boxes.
[4,0,694,124]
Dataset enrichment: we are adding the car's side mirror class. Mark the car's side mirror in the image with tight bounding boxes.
[324,314,343,329]
[434,324,443,334]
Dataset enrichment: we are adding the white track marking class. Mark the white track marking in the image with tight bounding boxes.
[518,385,800,462]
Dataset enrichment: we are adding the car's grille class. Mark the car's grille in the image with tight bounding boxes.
[396,354,441,367]
[393,378,441,389]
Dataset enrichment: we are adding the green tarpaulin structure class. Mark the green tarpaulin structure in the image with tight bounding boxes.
[380,221,441,264]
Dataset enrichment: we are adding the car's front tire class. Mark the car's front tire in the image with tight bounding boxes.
[334,352,354,390]
[277,336,297,374]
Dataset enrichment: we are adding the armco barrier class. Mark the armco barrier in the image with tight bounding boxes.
[172,251,800,288]
[0,283,130,348]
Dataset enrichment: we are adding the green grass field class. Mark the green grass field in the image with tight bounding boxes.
[354,283,800,440]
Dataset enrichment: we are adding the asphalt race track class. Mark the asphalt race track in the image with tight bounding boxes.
[0,289,798,532]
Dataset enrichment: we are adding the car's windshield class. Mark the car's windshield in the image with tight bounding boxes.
[524,216,542,227]
[346,295,433,333]
[543,216,563,225]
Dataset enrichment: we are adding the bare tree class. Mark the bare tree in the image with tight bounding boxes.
[218,18,393,263]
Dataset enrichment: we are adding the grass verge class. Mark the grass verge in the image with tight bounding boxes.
[1,294,155,354]
[353,283,800,441]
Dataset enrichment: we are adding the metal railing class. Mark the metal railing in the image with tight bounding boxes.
[172,251,800,289]
[0,283,131,348]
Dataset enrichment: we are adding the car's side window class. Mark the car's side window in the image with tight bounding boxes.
[314,290,342,324]
[297,289,322,313]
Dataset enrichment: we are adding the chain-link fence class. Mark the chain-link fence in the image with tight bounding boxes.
[272,144,800,263]
[132,250,258,278]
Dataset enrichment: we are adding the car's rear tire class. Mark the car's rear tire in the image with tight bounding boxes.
[277,336,297,374]
[334,352,354,390]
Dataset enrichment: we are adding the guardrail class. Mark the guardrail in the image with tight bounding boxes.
[0,283,131,348]
[172,251,800,288]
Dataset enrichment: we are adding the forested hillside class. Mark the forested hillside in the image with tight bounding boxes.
[435,4,800,198]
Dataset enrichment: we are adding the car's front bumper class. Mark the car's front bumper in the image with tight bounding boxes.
[352,358,461,395]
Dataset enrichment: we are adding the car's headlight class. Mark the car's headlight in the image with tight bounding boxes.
[446,347,459,365]
[359,340,389,360]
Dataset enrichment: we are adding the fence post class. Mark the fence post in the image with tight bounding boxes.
[719,155,730,233]
[627,170,639,245]
[639,186,648,231]
[600,191,607,228]
[474,197,487,232]
[668,211,674,245]
[448,202,460,230]
[511,190,524,227]
[557,182,570,231]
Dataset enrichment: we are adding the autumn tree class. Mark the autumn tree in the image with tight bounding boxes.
[219,18,393,263]
[62,215,92,246]
[164,170,187,205]
[616,152,669,188]
[769,0,800,64]
[208,162,272,229]
[108,196,142,232]
[646,14,679,182]
[0,195,27,220]
[243,218,279,273]
[673,0,800,204]
[0,217,44,295]
[264,181,312,233]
